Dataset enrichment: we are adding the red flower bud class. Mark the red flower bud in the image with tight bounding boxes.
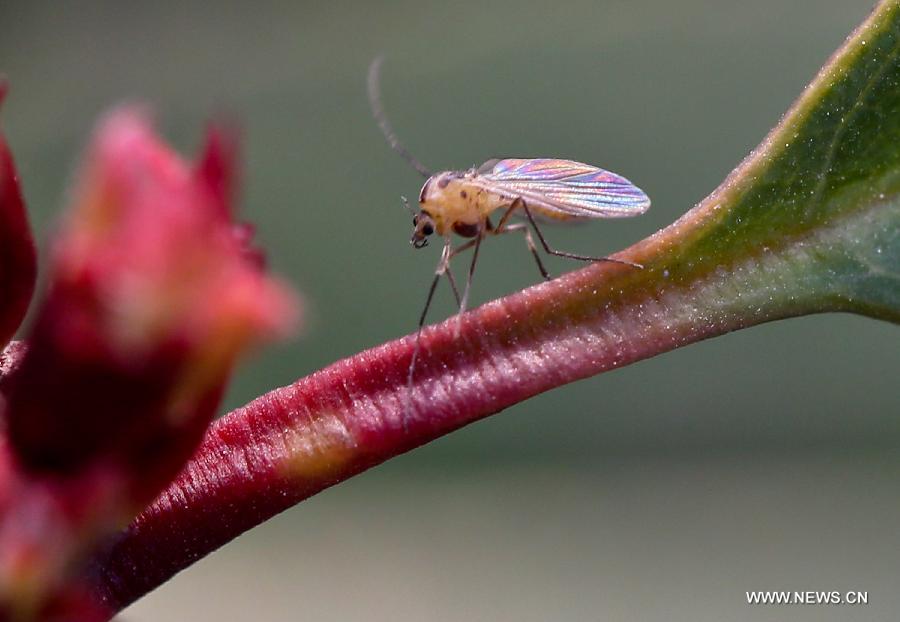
[0,108,298,618]
[0,82,37,349]
[9,107,297,486]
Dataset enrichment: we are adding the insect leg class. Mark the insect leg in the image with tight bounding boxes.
[405,237,454,427]
[407,230,487,413]
[515,198,644,269]
[443,264,462,306]
[493,222,551,280]
[435,238,481,305]
[455,225,484,330]
[448,238,478,259]
[494,202,518,230]
[409,236,472,383]
[489,202,551,279]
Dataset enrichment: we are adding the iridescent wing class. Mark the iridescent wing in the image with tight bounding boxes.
[474,158,650,220]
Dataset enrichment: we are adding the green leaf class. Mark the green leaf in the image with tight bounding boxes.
[642,0,900,322]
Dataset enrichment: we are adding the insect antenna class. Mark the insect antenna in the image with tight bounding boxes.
[400,195,415,215]
[368,56,432,179]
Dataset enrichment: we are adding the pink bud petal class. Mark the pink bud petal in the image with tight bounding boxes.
[0,82,37,348]
[8,106,298,483]
[0,107,299,617]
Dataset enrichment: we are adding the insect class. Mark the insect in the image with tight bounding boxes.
[367,57,650,404]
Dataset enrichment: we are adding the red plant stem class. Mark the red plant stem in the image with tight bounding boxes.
[87,221,831,612]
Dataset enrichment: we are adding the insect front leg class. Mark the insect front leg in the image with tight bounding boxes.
[405,236,456,427]
[431,237,480,306]
[416,236,472,343]
[416,237,454,334]
[514,197,644,269]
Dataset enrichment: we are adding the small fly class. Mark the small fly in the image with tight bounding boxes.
[368,57,650,403]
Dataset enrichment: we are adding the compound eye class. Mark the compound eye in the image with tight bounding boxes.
[422,224,434,236]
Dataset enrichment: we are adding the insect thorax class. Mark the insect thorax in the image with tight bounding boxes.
[419,170,504,235]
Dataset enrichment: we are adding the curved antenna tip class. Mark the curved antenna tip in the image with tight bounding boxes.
[367,56,432,179]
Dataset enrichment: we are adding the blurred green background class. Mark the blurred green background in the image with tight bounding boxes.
[2,1,898,620]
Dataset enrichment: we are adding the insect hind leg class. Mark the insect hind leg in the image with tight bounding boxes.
[492,222,551,281]
[514,197,643,269]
